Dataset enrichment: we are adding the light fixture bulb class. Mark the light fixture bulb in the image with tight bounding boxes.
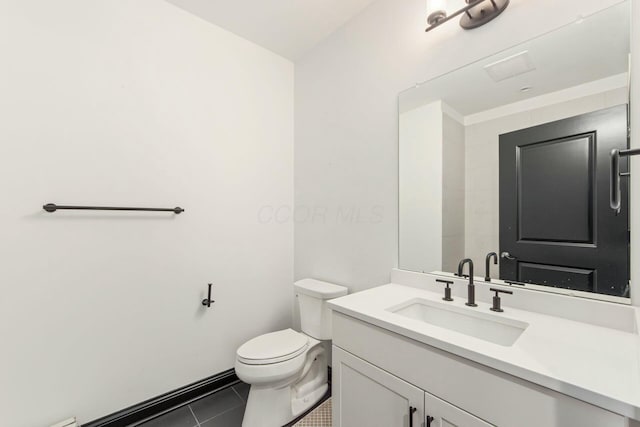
[427,0,448,25]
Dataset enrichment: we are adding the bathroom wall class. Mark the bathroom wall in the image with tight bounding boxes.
[0,1,293,426]
[399,101,443,273]
[294,0,631,294]
[399,101,465,274]
[464,86,628,272]
[442,113,466,273]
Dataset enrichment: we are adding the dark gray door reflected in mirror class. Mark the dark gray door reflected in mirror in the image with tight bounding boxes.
[499,105,630,297]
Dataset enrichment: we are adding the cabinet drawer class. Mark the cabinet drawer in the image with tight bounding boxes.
[333,312,626,427]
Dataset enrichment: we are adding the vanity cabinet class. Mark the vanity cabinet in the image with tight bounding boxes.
[333,347,424,426]
[423,392,492,427]
[331,312,627,427]
[333,346,490,426]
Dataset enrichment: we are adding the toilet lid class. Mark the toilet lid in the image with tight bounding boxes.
[237,329,309,365]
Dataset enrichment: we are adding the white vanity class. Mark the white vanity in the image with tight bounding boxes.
[329,270,640,427]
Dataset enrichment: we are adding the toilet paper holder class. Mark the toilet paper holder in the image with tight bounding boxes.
[202,283,215,308]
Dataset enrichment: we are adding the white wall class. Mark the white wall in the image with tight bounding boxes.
[442,112,465,273]
[399,101,443,273]
[294,0,628,294]
[399,102,465,274]
[0,2,293,426]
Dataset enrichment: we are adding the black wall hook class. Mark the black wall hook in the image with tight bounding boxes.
[202,283,215,308]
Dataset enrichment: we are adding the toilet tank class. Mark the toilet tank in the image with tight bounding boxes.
[294,279,348,340]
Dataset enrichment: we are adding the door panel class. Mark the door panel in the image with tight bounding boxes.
[518,134,594,243]
[499,105,629,296]
[518,262,594,292]
[332,346,424,427]
[424,391,493,427]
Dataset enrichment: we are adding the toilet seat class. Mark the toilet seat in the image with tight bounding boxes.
[237,329,309,365]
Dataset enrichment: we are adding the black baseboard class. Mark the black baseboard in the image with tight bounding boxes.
[83,369,238,427]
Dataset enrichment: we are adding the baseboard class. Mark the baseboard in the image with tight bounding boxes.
[83,369,238,427]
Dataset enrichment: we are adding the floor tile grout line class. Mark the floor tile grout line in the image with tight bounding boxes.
[231,385,246,403]
[196,402,245,425]
[182,382,240,407]
[130,402,197,427]
[188,404,201,427]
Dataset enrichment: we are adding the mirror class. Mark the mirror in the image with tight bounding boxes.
[398,1,631,301]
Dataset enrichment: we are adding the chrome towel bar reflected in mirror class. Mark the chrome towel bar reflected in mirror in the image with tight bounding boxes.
[610,148,640,212]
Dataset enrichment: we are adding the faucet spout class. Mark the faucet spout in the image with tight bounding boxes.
[457,258,474,285]
[485,252,498,282]
[458,258,477,307]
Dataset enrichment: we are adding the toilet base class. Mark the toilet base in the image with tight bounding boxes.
[242,385,293,427]
[241,346,328,427]
[292,383,328,420]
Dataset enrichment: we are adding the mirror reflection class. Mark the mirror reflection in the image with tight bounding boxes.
[398,2,630,299]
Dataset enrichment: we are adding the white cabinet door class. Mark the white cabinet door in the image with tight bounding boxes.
[424,392,493,427]
[333,346,424,427]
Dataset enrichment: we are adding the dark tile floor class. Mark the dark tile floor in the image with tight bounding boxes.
[137,382,249,427]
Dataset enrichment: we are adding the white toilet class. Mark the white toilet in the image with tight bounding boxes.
[235,279,348,427]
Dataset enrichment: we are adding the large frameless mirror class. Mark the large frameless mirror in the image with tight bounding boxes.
[398,1,631,301]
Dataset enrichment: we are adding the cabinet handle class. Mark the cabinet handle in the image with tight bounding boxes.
[426,415,435,427]
[409,406,417,427]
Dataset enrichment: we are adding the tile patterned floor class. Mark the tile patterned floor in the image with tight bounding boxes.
[136,382,331,427]
[292,398,331,427]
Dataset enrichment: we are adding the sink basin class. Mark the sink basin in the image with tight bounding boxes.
[388,298,528,346]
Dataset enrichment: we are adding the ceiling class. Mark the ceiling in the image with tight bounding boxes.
[399,2,630,118]
[166,0,378,60]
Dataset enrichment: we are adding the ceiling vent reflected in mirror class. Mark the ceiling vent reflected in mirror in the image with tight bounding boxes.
[425,0,510,32]
[484,51,537,82]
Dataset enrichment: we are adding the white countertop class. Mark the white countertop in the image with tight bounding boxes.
[329,282,640,420]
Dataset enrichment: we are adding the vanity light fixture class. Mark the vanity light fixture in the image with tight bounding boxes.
[426,0,510,32]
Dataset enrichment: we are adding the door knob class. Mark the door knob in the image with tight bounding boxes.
[501,251,517,260]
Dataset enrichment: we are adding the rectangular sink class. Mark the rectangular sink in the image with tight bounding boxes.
[388,298,529,346]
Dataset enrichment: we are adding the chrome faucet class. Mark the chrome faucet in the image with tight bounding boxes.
[457,258,477,307]
[485,252,498,282]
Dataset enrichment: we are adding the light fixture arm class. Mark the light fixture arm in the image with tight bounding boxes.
[425,0,509,33]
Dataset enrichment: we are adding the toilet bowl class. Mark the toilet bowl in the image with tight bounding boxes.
[235,279,348,427]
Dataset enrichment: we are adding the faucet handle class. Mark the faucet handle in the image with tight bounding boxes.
[489,287,513,312]
[436,279,454,301]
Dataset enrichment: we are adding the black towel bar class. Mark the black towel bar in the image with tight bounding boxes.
[43,203,184,214]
